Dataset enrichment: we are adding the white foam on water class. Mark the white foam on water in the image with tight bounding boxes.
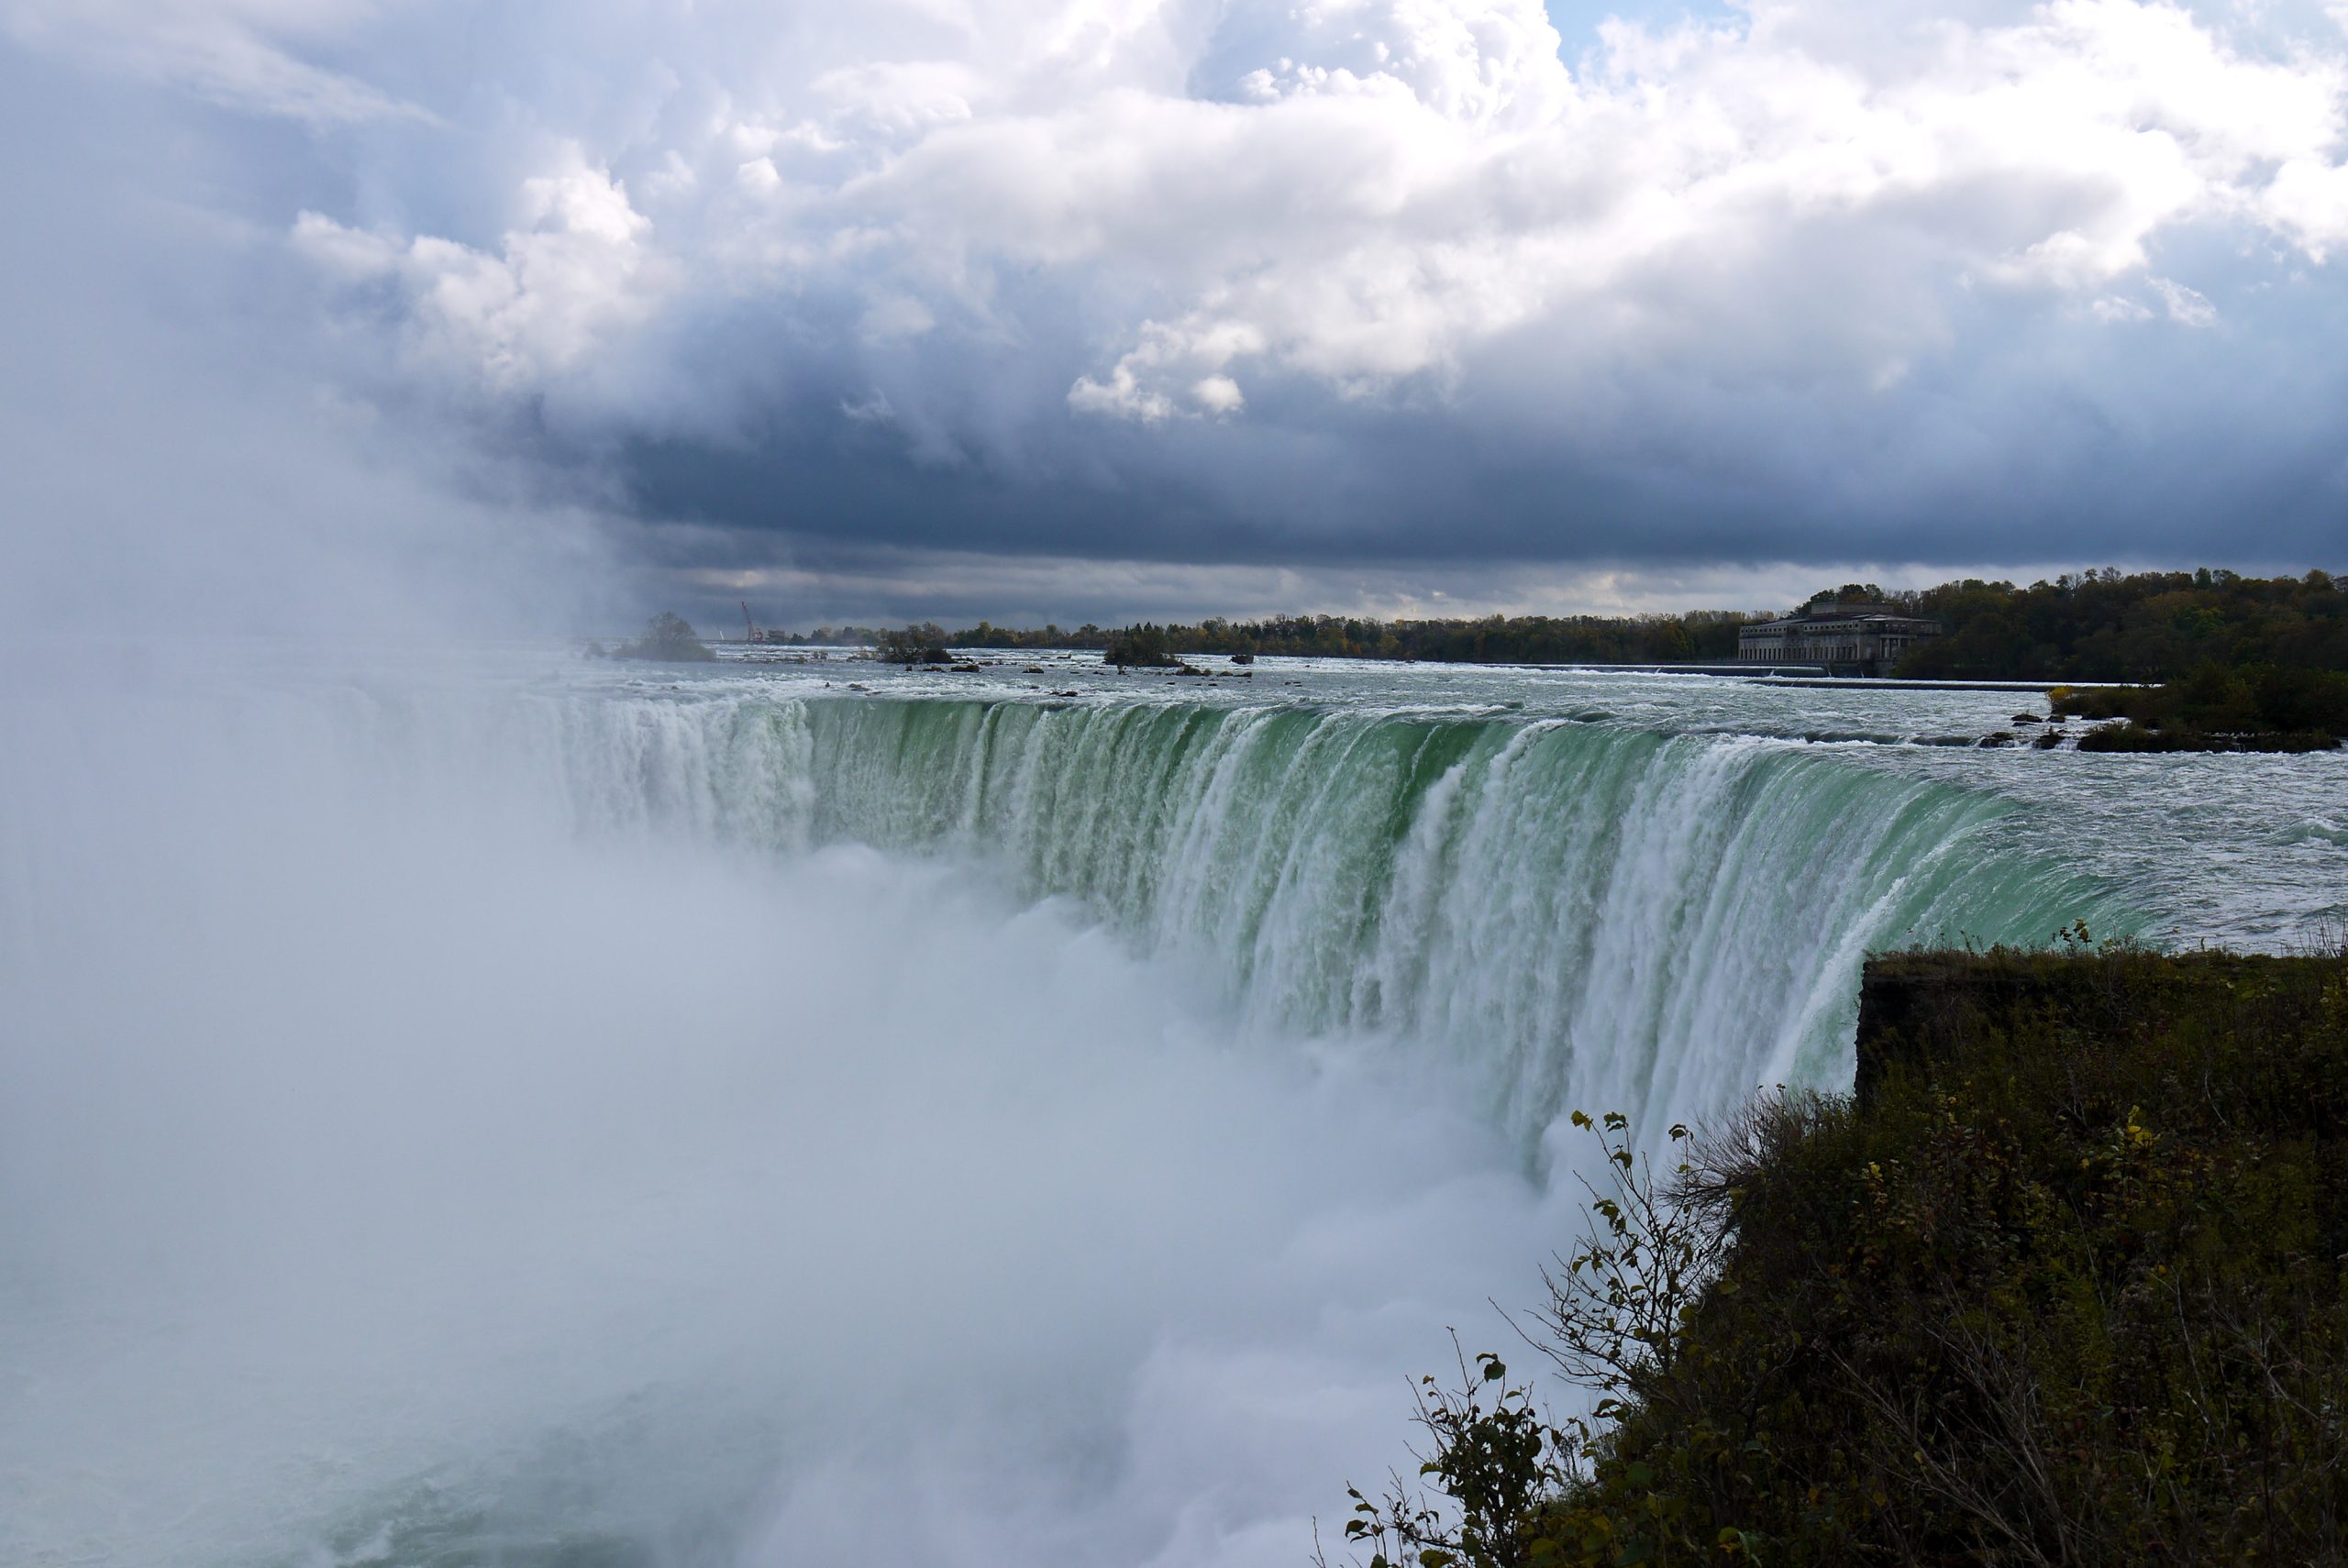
[0,658,2151,1568]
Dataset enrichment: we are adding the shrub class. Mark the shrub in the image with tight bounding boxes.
[1332,944,2348,1566]
[2053,664,2348,749]
[874,624,950,664]
[614,612,715,662]
[1102,624,1183,668]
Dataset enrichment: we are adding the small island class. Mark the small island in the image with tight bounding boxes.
[605,612,716,663]
[2054,664,2348,752]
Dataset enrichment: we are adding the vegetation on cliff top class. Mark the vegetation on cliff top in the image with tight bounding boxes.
[1333,937,2348,1566]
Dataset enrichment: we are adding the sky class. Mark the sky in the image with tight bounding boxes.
[5,0,2348,629]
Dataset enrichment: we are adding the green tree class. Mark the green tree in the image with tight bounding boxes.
[615,612,715,662]
[874,624,950,664]
[1103,624,1180,668]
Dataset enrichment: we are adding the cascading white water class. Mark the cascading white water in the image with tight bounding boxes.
[0,662,2151,1568]
[516,687,2130,1150]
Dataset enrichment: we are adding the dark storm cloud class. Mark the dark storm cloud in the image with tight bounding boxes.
[8,0,2348,626]
[610,249,2348,579]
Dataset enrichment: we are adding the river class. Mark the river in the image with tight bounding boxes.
[1,646,2338,1567]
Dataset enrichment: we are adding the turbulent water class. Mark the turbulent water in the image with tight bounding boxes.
[548,683,2127,1147]
[1,646,2339,1568]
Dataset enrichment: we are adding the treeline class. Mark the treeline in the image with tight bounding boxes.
[754,624,892,646]
[1335,941,2348,1567]
[748,567,2347,680]
[1894,567,2347,679]
[760,613,1756,662]
[1079,613,1757,663]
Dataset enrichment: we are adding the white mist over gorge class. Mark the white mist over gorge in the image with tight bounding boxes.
[2,3,2346,1567]
[0,664,1554,1567]
[6,646,2341,1566]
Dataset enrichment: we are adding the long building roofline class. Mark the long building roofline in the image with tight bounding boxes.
[1746,613,1941,629]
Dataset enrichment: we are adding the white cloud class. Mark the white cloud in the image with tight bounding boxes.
[293,152,663,398]
[1066,359,1178,421]
[1192,373,1245,414]
[131,0,2334,432]
[1205,0,1572,127]
[17,0,2348,566]
[2,0,432,123]
[2261,149,2348,254]
[1069,315,1268,420]
[2150,272,2219,322]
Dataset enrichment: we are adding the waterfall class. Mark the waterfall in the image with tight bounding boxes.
[0,668,2152,1568]
[518,690,2129,1148]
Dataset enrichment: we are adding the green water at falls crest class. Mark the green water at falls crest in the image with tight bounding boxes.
[548,693,2131,1147]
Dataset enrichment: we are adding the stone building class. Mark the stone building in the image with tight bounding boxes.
[1736,602,1944,677]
